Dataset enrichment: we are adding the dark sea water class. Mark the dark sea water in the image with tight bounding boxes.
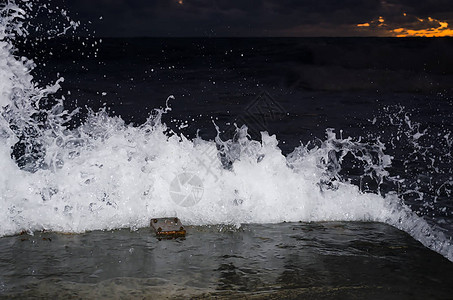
[1,2,453,298]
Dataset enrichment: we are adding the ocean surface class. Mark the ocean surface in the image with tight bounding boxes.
[1,1,453,298]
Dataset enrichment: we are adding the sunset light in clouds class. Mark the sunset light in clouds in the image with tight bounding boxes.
[392,20,453,37]
[357,23,370,27]
[357,14,453,37]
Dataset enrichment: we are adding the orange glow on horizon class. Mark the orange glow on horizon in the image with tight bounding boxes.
[355,14,453,37]
[392,20,453,37]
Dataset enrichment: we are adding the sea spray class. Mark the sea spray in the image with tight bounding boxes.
[0,1,452,263]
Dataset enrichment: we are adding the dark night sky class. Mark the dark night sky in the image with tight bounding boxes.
[55,0,453,37]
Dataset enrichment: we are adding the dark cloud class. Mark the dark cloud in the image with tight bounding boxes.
[389,0,453,15]
[55,0,453,36]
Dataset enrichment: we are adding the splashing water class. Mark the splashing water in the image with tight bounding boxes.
[0,1,452,262]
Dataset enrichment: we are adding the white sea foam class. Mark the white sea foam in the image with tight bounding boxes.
[0,1,452,262]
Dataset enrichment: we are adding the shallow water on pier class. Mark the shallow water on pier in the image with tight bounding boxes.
[1,222,452,299]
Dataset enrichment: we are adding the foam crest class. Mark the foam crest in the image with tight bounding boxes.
[0,1,452,263]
